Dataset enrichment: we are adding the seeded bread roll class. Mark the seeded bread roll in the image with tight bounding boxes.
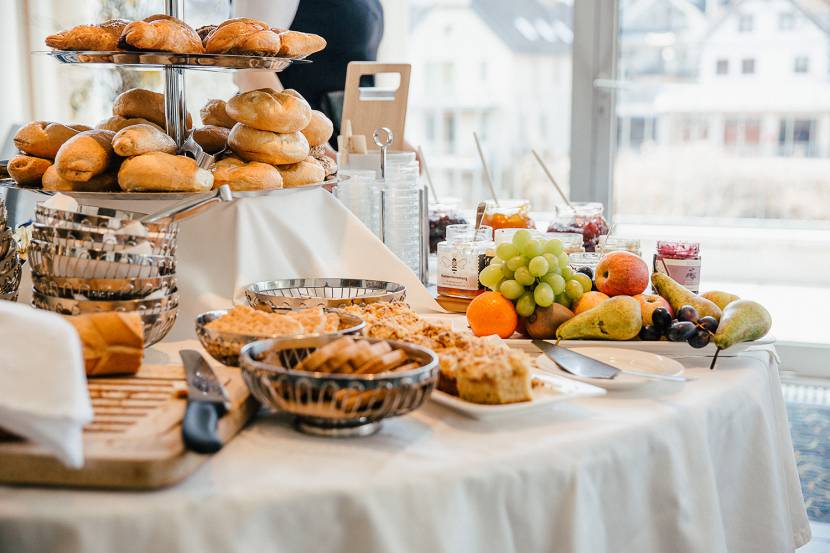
[278,157,325,188]
[228,123,309,165]
[200,99,236,129]
[54,130,116,182]
[310,145,338,178]
[112,88,193,130]
[13,122,83,160]
[112,124,177,157]
[212,156,283,191]
[118,152,213,192]
[7,155,52,187]
[225,88,311,133]
[42,165,118,192]
[301,110,334,148]
[192,125,229,154]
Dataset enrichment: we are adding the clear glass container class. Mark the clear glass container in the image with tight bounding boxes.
[543,232,585,254]
[546,202,609,252]
[334,169,382,237]
[437,224,494,299]
[568,252,603,274]
[481,199,534,231]
[653,240,702,293]
[494,228,544,244]
[429,197,467,254]
[598,236,642,257]
[381,162,423,275]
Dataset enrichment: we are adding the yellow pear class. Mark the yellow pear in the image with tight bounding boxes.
[701,290,740,311]
[651,273,722,321]
[556,296,642,341]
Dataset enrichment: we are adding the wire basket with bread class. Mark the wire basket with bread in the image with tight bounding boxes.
[0,199,21,302]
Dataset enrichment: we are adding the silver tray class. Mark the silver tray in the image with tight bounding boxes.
[244,278,407,310]
[40,50,311,73]
[1,174,346,201]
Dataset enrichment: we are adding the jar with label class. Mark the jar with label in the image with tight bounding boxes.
[598,236,642,257]
[653,241,701,293]
[437,224,494,299]
[429,198,467,253]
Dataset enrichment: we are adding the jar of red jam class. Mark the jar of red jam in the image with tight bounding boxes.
[546,202,609,252]
[481,199,534,231]
[653,241,701,293]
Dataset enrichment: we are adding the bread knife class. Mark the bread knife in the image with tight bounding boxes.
[180,350,230,454]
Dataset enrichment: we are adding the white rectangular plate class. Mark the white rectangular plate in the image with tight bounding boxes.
[430,372,606,420]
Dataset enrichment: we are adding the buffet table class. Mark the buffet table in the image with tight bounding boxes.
[0,342,809,553]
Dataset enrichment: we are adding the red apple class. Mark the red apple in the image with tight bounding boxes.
[633,293,673,325]
[595,251,649,297]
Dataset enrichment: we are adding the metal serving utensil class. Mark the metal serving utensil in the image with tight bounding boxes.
[139,184,233,224]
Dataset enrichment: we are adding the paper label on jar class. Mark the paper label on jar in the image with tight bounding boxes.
[653,256,701,294]
[438,252,486,290]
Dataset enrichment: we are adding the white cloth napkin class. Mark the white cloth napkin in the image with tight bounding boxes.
[0,301,92,468]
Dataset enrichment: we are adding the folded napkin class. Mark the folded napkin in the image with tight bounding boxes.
[0,301,92,468]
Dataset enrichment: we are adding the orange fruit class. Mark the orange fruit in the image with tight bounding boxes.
[572,291,610,315]
[466,291,518,338]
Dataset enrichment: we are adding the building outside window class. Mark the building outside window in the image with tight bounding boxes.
[741,58,756,74]
[716,59,729,74]
[779,12,795,30]
[738,13,754,32]
[794,56,809,74]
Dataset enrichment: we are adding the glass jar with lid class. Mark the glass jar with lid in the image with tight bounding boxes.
[598,236,642,257]
[654,240,702,293]
[437,224,494,299]
[546,202,609,252]
[543,232,585,254]
[429,197,467,253]
[481,199,534,231]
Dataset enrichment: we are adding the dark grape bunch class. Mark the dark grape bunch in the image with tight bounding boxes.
[639,305,719,348]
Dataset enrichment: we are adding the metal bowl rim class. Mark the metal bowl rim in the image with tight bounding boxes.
[195,308,366,342]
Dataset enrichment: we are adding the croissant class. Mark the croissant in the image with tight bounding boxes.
[271,29,327,58]
[118,15,204,54]
[204,18,281,56]
[45,19,129,51]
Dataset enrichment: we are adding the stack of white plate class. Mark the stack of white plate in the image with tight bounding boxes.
[28,203,180,346]
[0,199,22,302]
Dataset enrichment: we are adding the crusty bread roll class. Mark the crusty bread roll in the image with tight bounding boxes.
[112,88,193,130]
[118,152,213,192]
[272,29,327,58]
[118,15,204,54]
[200,99,236,129]
[96,115,164,133]
[192,125,229,154]
[228,124,309,165]
[13,121,82,159]
[45,19,129,51]
[301,110,334,147]
[112,124,177,157]
[278,157,326,188]
[42,165,118,192]
[212,156,283,191]
[310,145,338,178]
[65,312,144,376]
[226,88,311,133]
[69,124,93,132]
[204,18,281,56]
[7,155,52,187]
[54,129,116,182]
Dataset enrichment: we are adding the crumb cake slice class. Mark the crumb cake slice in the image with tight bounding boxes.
[455,351,533,405]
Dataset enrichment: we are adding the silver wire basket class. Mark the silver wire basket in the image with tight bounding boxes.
[243,278,407,310]
[31,290,179,347]
[195,308,366,367]
[31,272,178,301]
[239,335,438,437]
[0,250,22,302]
[28,240,176,279]
[0,229,14,259]
[31,224,177,256]
[35,204,177,234]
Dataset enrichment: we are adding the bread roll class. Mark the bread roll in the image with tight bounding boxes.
[13,121,82,159]
[204,18,281,56]
[278,157,325,188]
[228,124,309,165]
[196,25,216,44]
[310,145,338,178]
[226,88,311,133]
[273,30,327,58]
[7,155,52,187]
[212,156,283,191]
[45,19,129,51]
[118,152,213,192]
[69,124,93,132]
[54,130,116,182]
[118,15,204,54]
[301,110,334,147]
[96,115,164,133]
[192,125,229,154]
[65,312,144,376]
[200,99,236,129]
[42,165,118,192]
[113,124,177,157]
[112,88,193,130]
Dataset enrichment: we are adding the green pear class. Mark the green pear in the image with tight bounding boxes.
[651,273,723,321]
[713,300,772,350]
[556,296,642,341]
[701,290,740,311]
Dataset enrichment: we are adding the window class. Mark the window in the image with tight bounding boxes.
[778,12,795,30]
[724,118,760,150]
[716,59,729,75]
[738,14,754,32]
[794,56,809,74]
[741,58,755,74]
[442,112,456,154]
[778,118,817,157]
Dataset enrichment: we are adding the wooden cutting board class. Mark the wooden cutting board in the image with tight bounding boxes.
[0,363,257,490]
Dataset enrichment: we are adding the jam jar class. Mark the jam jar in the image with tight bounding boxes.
[546,202,609,252]
[481,199,534,231]
[653,240,701,293]
[428,198,467,254]
[437,224,494,299]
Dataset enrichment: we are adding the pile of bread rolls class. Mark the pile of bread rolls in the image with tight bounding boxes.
[46,15,326,59]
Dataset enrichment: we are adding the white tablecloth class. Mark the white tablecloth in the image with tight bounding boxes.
[0,344,810,553]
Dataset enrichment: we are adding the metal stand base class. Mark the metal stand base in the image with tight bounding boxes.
[294,419,382,438]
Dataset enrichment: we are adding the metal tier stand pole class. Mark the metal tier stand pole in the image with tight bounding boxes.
[164,0,188,149]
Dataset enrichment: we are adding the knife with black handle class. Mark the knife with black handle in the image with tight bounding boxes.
[180,350,230,454]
